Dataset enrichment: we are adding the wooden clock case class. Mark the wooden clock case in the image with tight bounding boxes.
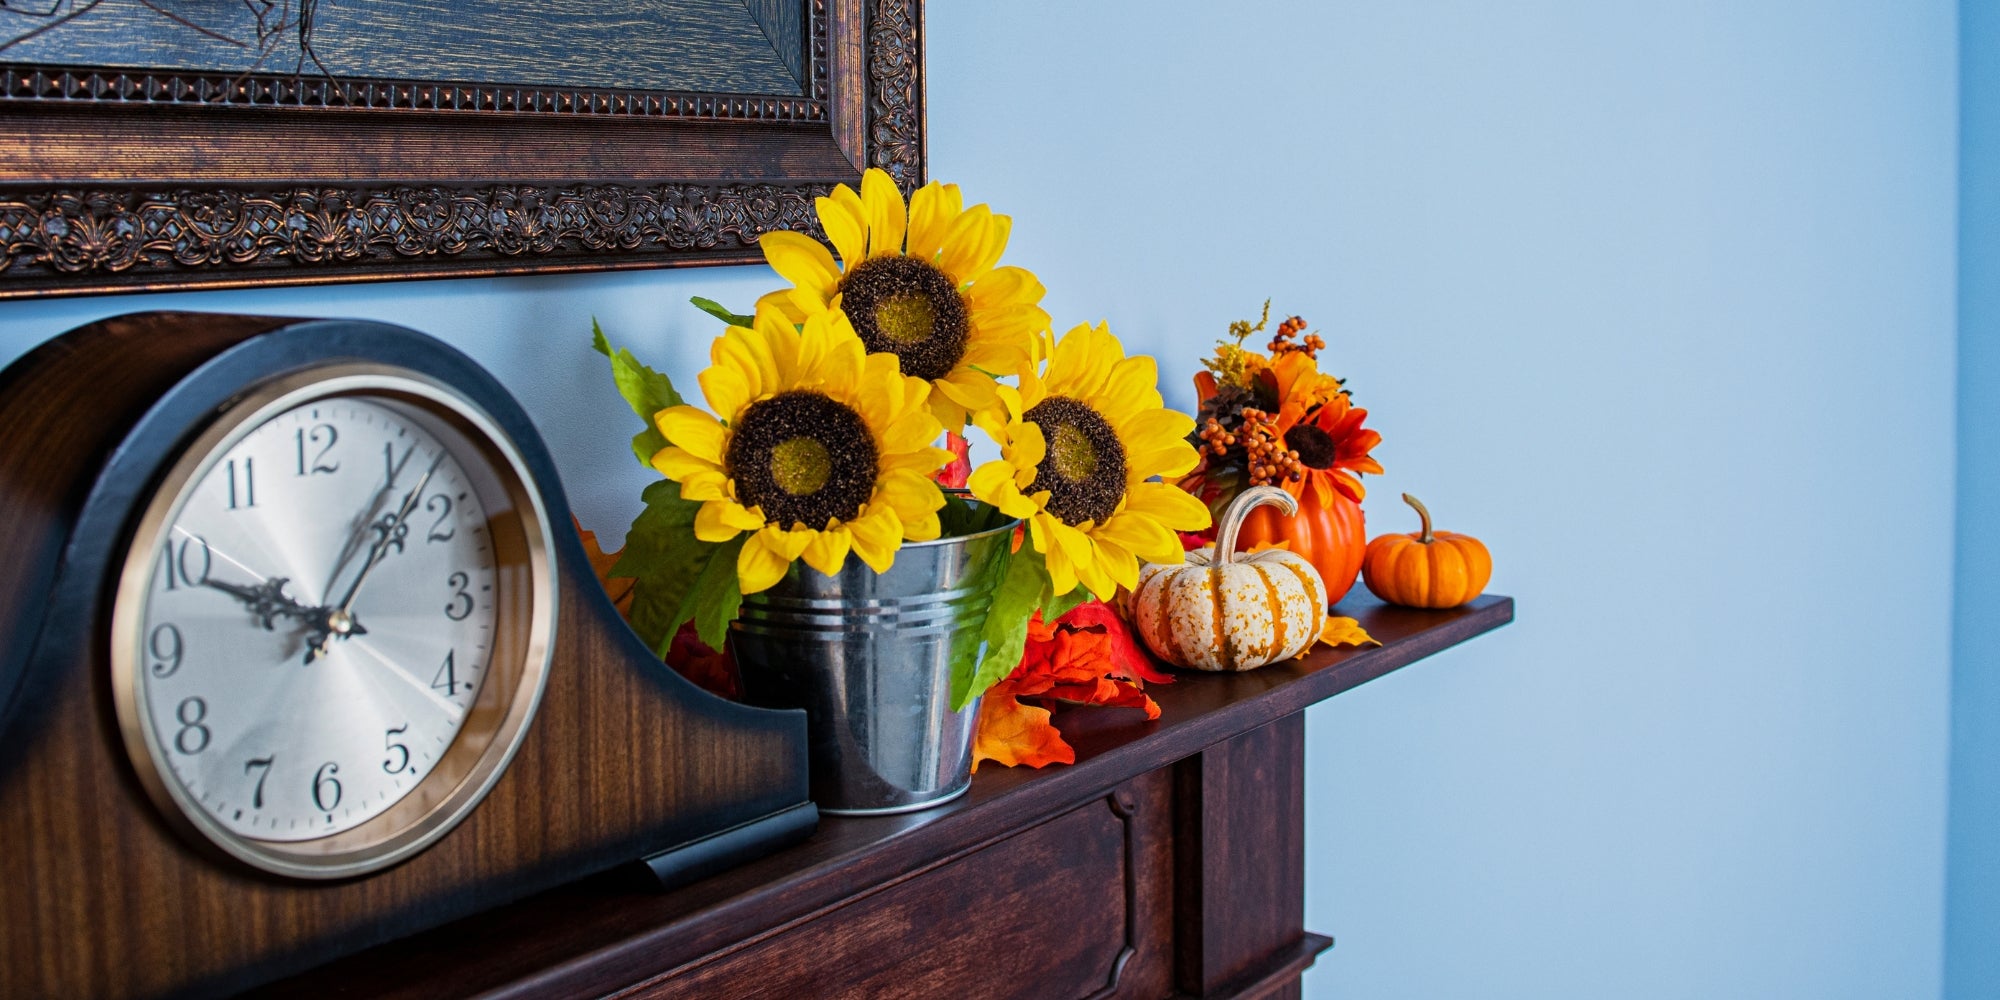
[0,311,816,1000]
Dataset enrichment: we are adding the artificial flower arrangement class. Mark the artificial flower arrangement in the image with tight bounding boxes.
[584,170,1384,772]
[1176,303,1386,604]
[587,168,1220,768]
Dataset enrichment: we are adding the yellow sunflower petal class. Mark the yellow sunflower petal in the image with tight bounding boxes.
[859,168,909,258]
[964,265,1044,309]
[650,444,712,482]
[801,526,852,576]
[656,406,727,462]
[675,468,731,502]
[1096,508,1183,565]
[1088,534,1140,593]
[1074,545,1119,601]
[905,180,962,263]
[1123,481,1214,532]
[847,508,902,570]
[877,468,946,518]
[696,499,765,542]
[755,287,810,325]
[760,230,842,300]
[815,191,867,271]
[933,368,999,414]
[737,531,795,594]
[960,212,1012,285]
[968,460,1040,519]
[936,203,994,284]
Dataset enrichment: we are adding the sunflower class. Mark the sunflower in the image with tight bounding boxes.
[968,322,1213,598]
[651,305,952,594]
[1271,393,1383,507]
[756,168,1049,428]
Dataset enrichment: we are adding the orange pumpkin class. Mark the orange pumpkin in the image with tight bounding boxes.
[1233,492,1365,606]
[1361,493,1491,608]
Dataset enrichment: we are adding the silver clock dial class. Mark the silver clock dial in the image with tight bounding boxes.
[135,397,497,842]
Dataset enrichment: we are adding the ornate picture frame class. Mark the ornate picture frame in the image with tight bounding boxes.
[0,0,922,299]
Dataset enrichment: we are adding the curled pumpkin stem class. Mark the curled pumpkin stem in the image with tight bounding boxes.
[1402,492,1434,544]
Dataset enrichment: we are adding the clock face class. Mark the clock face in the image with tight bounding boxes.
[110,367,556,878]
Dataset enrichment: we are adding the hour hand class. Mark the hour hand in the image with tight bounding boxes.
[203,577,317,631]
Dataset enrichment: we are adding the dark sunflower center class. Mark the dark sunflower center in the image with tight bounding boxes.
[1023,395,1127,526]
[838,254,968,380]
[727,391,878,529]
[1283,423,1336,470]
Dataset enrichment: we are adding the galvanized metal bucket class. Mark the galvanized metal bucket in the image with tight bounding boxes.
[731,514,1016,815]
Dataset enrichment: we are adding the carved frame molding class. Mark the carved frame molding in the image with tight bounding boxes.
[0,0,924,299]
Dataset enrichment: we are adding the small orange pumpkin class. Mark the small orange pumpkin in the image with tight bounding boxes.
[1133,487,1329,671]
[1232,491,1365,606]
[1361,493,1491,608]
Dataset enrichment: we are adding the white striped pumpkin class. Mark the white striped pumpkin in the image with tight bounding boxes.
[1134,486,1329,671]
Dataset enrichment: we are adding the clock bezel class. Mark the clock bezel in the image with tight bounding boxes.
[108,363,558,881]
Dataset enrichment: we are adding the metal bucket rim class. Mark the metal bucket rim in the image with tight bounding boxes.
[899,513,1020,549]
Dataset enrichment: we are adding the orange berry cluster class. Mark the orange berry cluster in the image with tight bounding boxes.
[1238,408,1306,487]
[1267,315,1325,359]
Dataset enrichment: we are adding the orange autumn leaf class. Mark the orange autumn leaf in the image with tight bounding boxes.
[576,519,635,617]
[1319,616,1380,649]
[974,606,1163,771]
[970,689,1072,772]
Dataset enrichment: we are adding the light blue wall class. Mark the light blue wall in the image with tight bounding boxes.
[1950,1,2000,996]
[0,3,1961,997]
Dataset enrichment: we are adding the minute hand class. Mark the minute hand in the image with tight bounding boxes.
[308,452,446,662]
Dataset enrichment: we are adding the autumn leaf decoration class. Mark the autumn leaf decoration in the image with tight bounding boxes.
[973,600,1165,772]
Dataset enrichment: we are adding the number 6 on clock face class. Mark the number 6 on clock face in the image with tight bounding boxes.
[108,365,557,880]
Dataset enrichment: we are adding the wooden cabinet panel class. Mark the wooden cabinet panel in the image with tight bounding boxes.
[632,771,1173,1000]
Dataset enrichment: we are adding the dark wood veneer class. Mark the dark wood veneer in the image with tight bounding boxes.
[0,313,814,1000]
[246,592,1513,999]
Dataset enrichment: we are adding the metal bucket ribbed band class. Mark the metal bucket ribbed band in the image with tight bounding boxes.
[736,582,991,639]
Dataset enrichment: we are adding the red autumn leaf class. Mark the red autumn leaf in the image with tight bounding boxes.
[1056,601,1173,686]
[664,620,741,701]
[935,429,972,488]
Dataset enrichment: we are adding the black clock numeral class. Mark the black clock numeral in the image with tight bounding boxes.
[160,535,211,590]
[383,725,411,775]
[225,457,256,510]
[311,762,342,812]
[444,572,474,622]
[244,755,273,809]
[431,650,457,693]
[174,697,210,754]
[295,424,341,476]
[383,441,414,483]
[149,623,184,678]
[424,493,456,543]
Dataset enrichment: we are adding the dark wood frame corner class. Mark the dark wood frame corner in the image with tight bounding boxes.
[0,0,923,300]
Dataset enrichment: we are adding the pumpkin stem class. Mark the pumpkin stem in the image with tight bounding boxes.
[1214,485,1298,565]
[1402,492,1435,544]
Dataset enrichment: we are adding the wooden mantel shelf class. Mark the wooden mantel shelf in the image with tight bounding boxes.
[253,592,1513,1000]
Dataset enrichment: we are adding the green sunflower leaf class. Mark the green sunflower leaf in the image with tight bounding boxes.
[1044,581,1093,622]
[613,479,745,657]
[688,535,747,652]
[690,296,755,328]
[956,547,1051,711]
[592,320,685,467]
